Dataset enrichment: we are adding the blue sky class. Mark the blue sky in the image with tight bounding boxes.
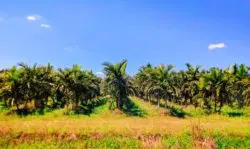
[0,0,249,74]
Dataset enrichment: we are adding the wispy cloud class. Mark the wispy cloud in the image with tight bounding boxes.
[26,15,41,21]
[208,43,226,50]
[40,24,51,28]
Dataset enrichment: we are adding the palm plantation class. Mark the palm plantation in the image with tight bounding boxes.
[0,60,249,113]
[0,60,250,148]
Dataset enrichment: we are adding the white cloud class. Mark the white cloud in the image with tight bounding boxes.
[26,15,41,21]
[40,24,51,28]
[208,43,226,50]
[96,72,105,77]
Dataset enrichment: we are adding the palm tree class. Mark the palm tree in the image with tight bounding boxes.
[183,63,201,106]
[0,69,9,107]
[202,68,228,112]
[0,66,26,110]
[171,71,185,104]
[56,65,100,111]
[231,64,249,108]
[103,60,132,109]
[153,65,174,107]
[133,63,154,101]
[17,63,55,111]
[133,64,174,107]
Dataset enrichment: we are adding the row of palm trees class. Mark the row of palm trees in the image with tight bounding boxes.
[0,61,249,114]
[133,63,250,112]
[0,63,100,113]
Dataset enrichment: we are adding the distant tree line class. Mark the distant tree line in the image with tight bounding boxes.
[0,61,249,114]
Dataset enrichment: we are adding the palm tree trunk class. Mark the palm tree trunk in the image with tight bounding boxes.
[41,99,45,110]
[116,95,123,109]
[3,98,7,107]
[120,98,123,109]
[219,100,223,113]
[183,98,188,106]
[116,98,119,109]
[74,94,80,110]
[164,99,167,108]
[24,100,28,109]
[190,97,193,104]
[214,101,217,112]
[214,93,217,113]
[15,101,20,111]
[238,93,244,108]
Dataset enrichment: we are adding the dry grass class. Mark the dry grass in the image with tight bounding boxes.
[0,97,250,148]
[1,114,249,137]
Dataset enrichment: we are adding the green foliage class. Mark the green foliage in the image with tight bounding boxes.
[164,133,193,149]
[0,137,141,149]
[213,134,250,149]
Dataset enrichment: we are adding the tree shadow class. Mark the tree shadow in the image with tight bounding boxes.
[74,98,107,115]
[5,108,35,117]
[12,106,59,116]
[226,111,244,117]
[157,102,187,118]
[137,98,187,118]
[36,107,57,115]
[166,105,186,118]
[4,98,108,116]
[122,98,147,117]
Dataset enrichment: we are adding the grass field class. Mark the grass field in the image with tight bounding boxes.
[0,97,250,149]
